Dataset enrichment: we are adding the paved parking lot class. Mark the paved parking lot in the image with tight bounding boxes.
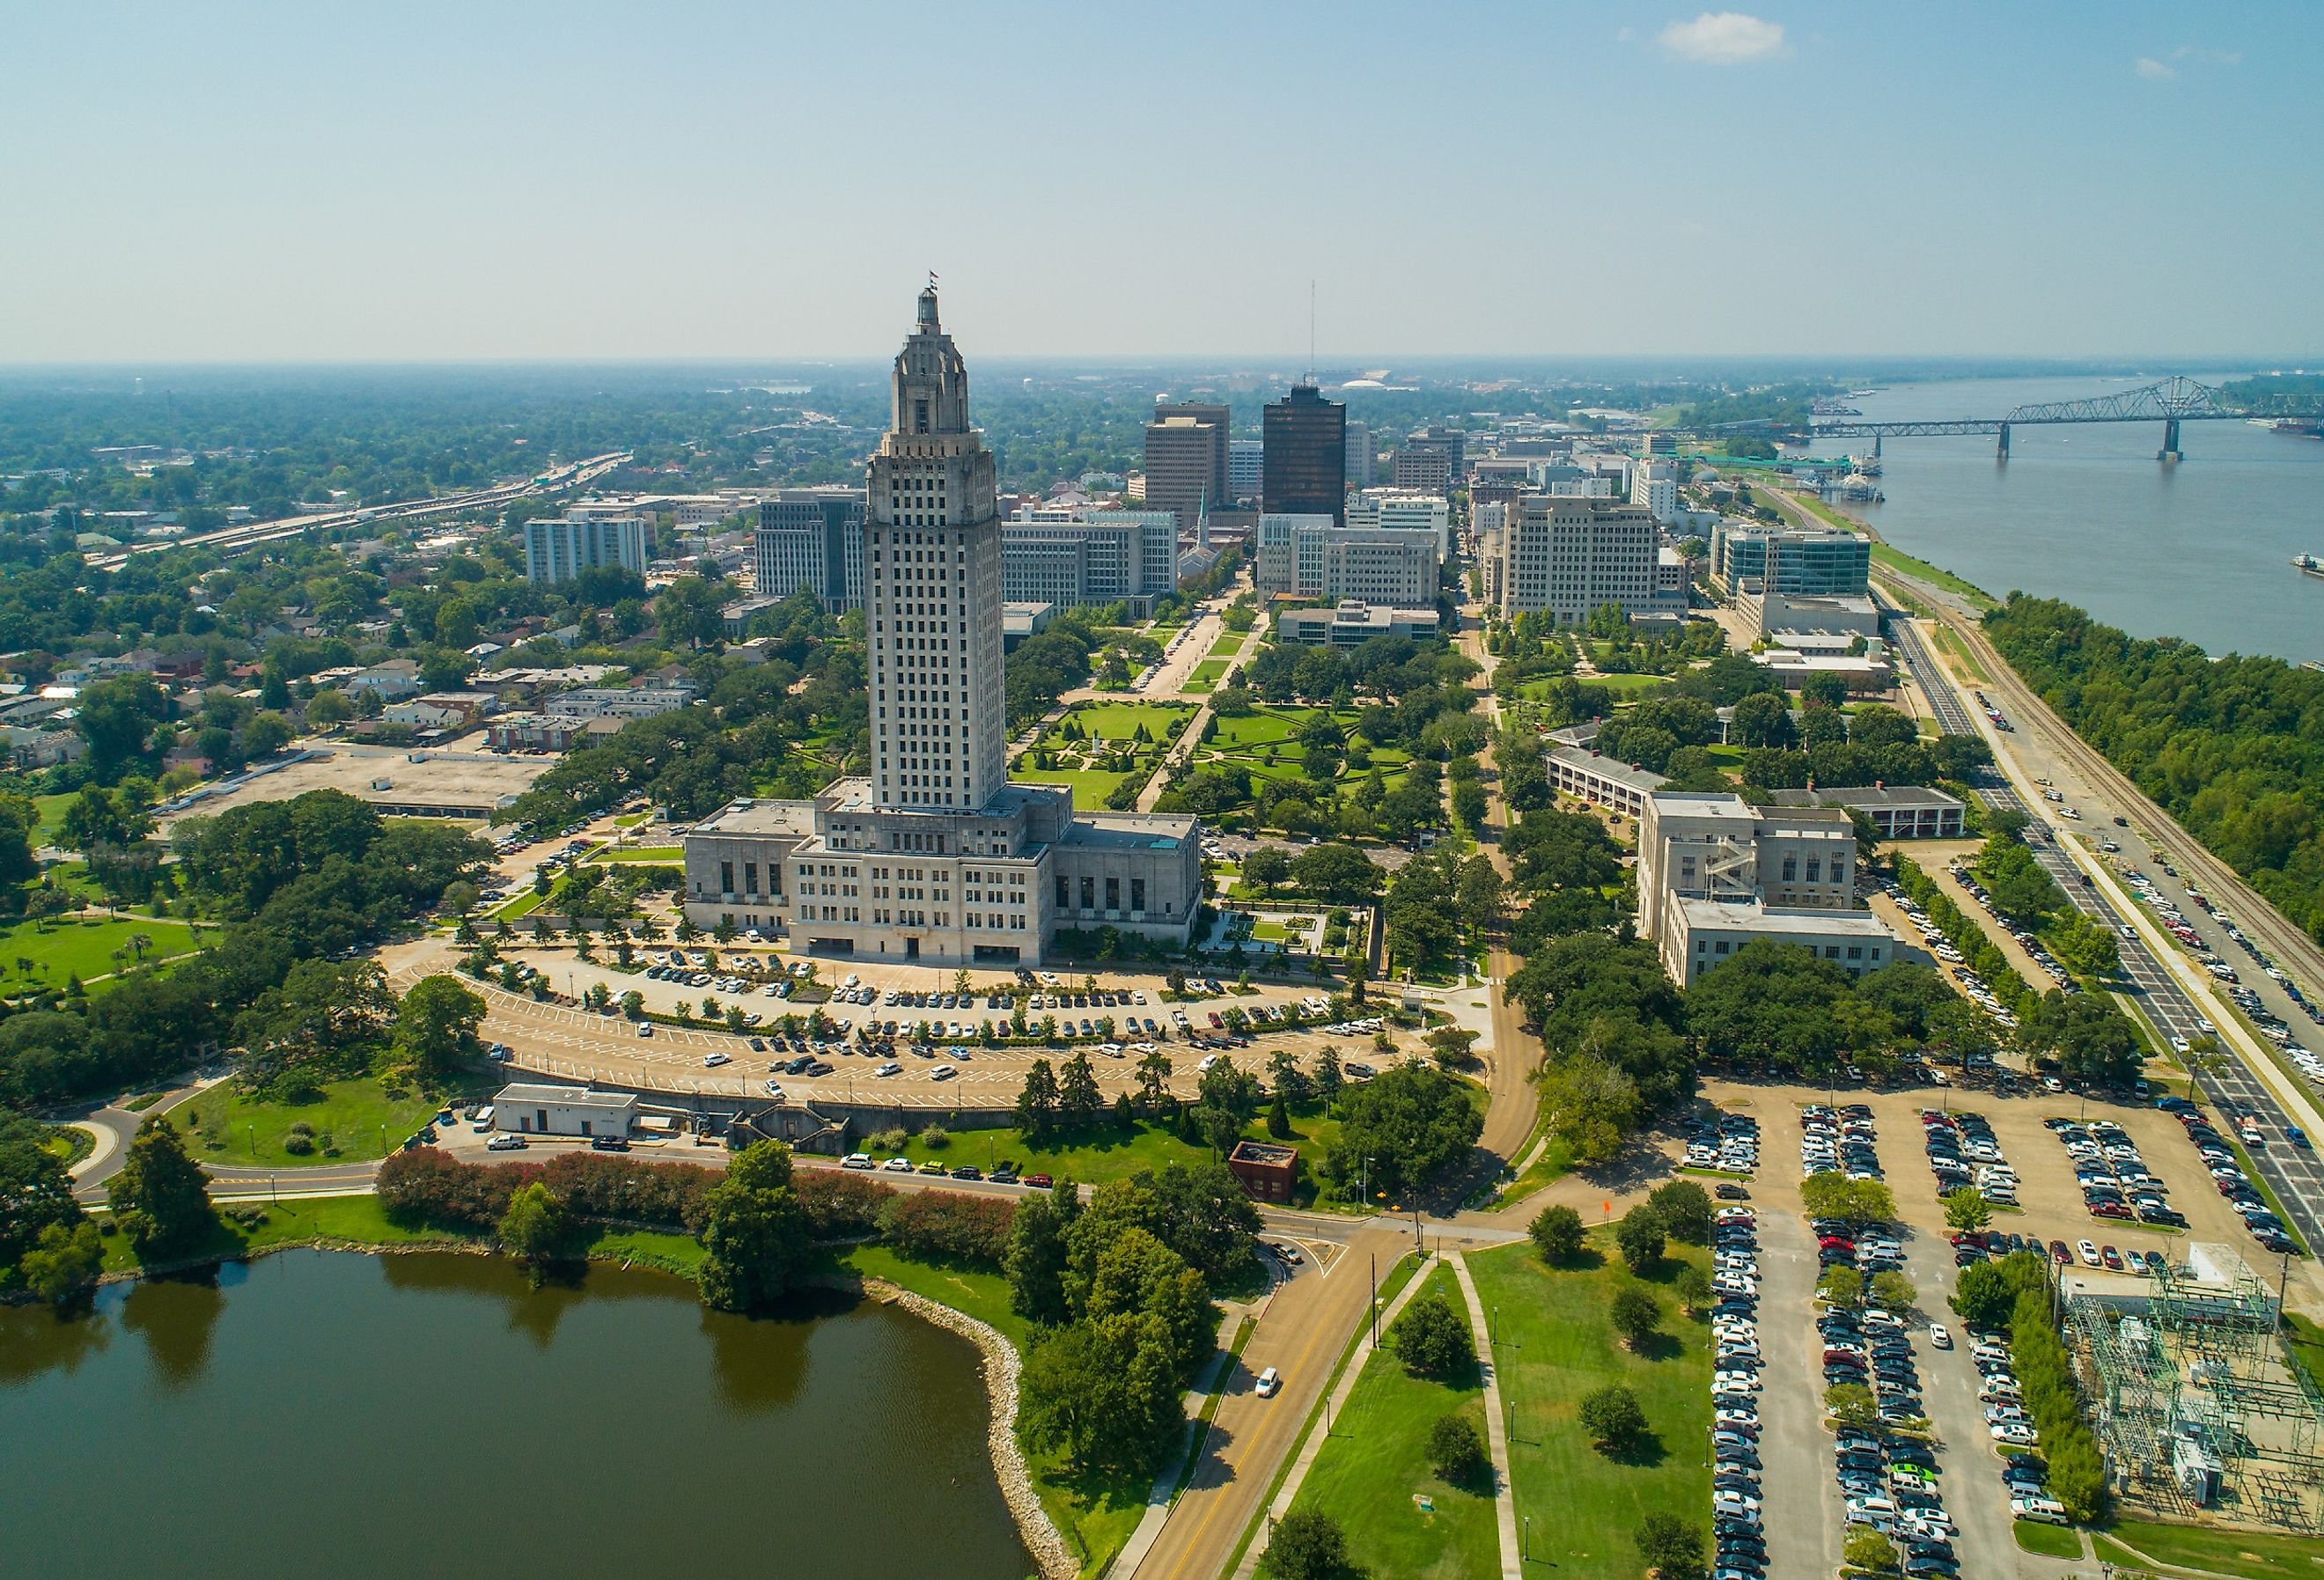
[385,937,1452,1107]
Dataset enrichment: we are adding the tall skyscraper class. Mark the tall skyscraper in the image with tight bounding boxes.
[1143,401,1228,528]
[678,288,1202,966]
[1262,382,1346,524]
[864,284,1007,811]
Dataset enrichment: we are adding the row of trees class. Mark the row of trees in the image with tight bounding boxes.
[1983,593,2324,946]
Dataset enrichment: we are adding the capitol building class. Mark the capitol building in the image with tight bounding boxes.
[680,287,1204,966]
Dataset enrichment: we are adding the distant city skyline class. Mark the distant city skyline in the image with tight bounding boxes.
[4,2,2320,364]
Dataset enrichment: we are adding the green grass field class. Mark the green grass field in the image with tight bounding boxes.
[1051,701,1195,744]
[179,1076,446,1165]
[1590,672,1676,697]
[1290,1263,1498,1580]
[1209,633,1246,658]
[590,845,682,863]
[2097,1520,2324,1578]
[0,914,202,990]
[40,1124,95,1166]
[1185,658,1231,691]
[1007,765,1140,805]
[2013,1518,2083,1558]
[870,1107,1349,1198]
[1467,1233,1710,1580]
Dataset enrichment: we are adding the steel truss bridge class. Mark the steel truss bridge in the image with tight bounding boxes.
[1802,375,2324,460]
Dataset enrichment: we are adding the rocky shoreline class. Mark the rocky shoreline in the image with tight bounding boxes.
[864,1279,1078,1580]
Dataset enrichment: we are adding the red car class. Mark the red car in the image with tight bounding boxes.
[2048,1239,2072,1264]
[1023,1172,1055,1189]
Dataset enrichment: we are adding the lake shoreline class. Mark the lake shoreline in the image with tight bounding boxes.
[59,1224,1071,1580]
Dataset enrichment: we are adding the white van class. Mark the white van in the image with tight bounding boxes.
[1254,1366,1281,1398]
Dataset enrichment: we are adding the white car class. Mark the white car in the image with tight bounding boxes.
[1254,1365,1281,1398]
[930,1065,958,1082]
[1928,1324,1952,1349]
[636,1022,654,1038]
[882,1157,913,1172]
[1992,1422,2041,1446]
[703,1052,731,1068]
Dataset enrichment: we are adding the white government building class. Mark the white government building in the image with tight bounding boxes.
[680,289,1202,966]
[1636,790,1900,984]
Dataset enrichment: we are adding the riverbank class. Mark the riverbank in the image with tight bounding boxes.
[74,1194,1092,1579]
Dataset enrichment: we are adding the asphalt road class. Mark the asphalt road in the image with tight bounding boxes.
[1886,606,2324,1255]
[1125,1220,1416,1580]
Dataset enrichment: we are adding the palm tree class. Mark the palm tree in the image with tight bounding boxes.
[129,932,153,963]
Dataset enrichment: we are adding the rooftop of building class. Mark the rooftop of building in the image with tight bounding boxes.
[688,797,821,838]
[1548,746,1670,792]
[1229,1140,1298,1166]
[1771,785,1965,812]
[1672,897,1895,937]
[1062,811,1198,849]
[493,1083,636,1108]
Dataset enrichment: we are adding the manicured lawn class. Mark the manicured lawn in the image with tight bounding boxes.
[1009,766,1139,805]
[870,1108,1350,1202]
[591,845,682,863]
[32,791,77,845]
[179,1076,447,1166]
[1053,701,1195,744]
[1291,1263,1498,1580]
[1593,672,1674,697]
[2014,1518,2083,1557]
[1185,659,1231,690]
[1208,707,1329,750]
[41,1124,95,1165]
[1209,633,1246,658]
[0,914,202,990]
[1467,1232,1710,1580]
[2098,1520,2324,1578]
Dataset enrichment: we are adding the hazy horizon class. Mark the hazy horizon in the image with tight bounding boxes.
[4,2,2320,364]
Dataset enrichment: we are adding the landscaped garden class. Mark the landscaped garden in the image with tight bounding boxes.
[0,913,202,993]
[1010,700,1195,810]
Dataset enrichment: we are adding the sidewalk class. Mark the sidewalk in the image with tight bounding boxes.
[1229,1253,1441,1580]
[1447,1251,1522,1580]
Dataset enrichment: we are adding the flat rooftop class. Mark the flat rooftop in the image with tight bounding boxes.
[156,744,555,827]
[688,797,820,838]
[1673,898,1896,937]
[494,1083,636,1109]
[1773,785,1965,812]
[1549,746,1668,793]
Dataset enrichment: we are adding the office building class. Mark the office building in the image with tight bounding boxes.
[1144,402,1230,528]
[1548,747,1667,819]
[1000,510,1180,616]
[523,513,650,585]
[1637,790,1898,984]
[1228,438,1265,501]
[1710,520,1872,597]
[754,487,866,609]
[680,289,1202,964]
[1486,496,1658,623]
[1344,422,1373,489]
[1393,444,1452,496]
[1769,786,1967,841]
[1275,601,1442,647]
[1255,514,1441,607]
[1629,458,1678,523]
[1347,489,1452,556]
[1262,383,1345,523]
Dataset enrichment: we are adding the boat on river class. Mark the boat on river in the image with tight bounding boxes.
[2295,554,2324,579]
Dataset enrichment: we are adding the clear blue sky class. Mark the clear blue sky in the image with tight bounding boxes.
[4,1,2320,363]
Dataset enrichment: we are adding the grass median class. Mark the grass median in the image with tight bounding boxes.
[1467,1231,1710,1580]
[1287,1262,1497,1580]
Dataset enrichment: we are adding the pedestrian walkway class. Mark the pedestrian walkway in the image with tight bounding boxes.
[1447,1251,1523,1580]
[1229,1253,1440,1580]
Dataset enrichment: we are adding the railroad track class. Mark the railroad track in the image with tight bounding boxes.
[1884,609,2324,1255]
